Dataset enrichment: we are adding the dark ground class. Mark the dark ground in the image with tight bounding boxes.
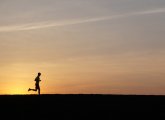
[1,94,165,119]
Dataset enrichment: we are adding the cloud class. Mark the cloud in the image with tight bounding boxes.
[135,8,165,15]
[0,8,165,32]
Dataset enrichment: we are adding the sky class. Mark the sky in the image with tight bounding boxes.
[0,0,165,95]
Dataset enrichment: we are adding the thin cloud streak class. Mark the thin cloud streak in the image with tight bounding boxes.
[0,8,165,32]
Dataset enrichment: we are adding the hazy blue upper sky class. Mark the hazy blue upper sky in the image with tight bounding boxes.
[0,0,165,94]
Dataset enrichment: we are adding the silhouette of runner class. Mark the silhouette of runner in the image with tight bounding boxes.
[28,72,41,95]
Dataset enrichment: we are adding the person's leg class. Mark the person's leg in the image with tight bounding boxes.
[28,88,31,91]
[38,87,40,95]
[38,89,40,95]
[29,84,38,92]
[29,88,37,91]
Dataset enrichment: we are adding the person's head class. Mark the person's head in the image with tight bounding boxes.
[38,72,41,76]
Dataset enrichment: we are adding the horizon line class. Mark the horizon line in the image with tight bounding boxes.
[0,93,164,96]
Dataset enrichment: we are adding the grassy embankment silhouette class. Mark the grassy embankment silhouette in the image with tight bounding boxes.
[1,94,165,119]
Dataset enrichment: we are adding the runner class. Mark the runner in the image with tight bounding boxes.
[28,72,41,95]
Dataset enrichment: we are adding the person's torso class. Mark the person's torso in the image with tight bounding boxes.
[35,76,40,84]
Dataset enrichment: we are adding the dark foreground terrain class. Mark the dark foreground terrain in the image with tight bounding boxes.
[1,94,165,119]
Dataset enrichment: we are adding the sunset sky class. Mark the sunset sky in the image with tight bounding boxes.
[0,0,165,95]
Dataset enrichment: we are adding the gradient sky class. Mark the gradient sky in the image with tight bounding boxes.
[0,0,165,95]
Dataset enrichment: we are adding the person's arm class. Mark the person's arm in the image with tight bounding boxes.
[39,77,41,81]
